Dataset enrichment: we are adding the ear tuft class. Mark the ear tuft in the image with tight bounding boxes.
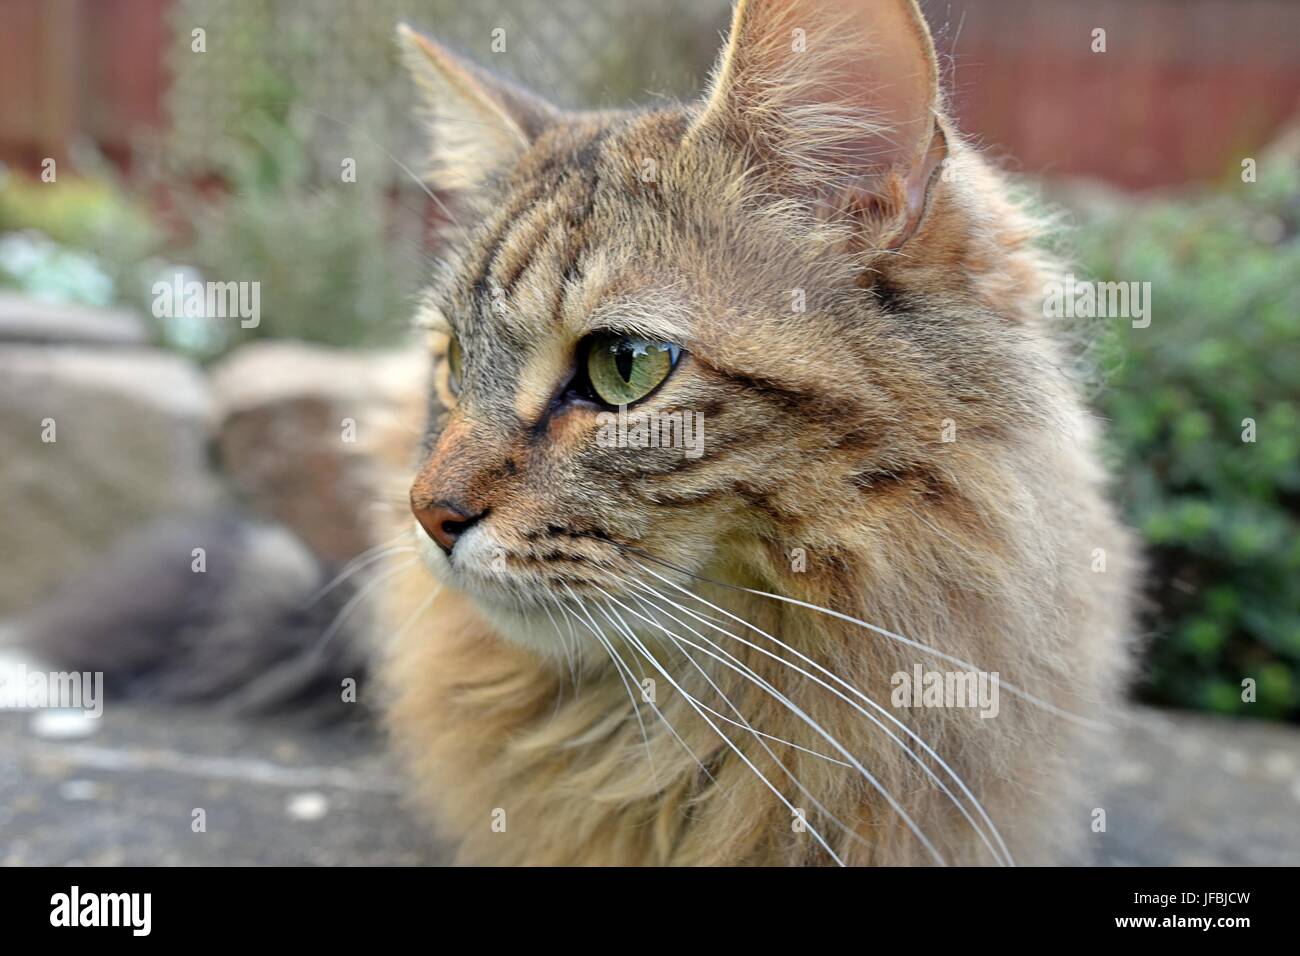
[397,24,558,195]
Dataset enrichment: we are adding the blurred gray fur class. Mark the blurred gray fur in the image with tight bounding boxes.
[9,509,371,722]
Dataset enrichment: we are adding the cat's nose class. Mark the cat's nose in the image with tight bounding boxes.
[412,501,484,556]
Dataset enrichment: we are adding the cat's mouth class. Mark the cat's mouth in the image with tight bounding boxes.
[412,516,663,657]
[412,516,623,611]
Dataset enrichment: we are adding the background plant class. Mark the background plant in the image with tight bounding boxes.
[1074,156,1300,719]
[159,56,426,359]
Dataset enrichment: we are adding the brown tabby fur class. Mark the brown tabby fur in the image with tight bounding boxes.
[375,0,1135,865]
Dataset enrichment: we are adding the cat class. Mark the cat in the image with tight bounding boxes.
[378,0,1136,866]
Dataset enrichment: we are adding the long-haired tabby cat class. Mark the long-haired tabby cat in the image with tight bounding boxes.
[379,0,1135,866]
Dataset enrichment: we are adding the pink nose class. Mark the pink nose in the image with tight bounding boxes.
[412,501,482,555]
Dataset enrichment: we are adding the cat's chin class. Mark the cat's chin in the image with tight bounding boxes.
[471,600,599,662]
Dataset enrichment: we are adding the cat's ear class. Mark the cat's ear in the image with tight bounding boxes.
[397,24,558,194]
[694,0,946,245]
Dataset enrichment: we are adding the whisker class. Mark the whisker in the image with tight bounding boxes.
[628,553,1107,732]
[612,593,885,858]
[685,698,851,767]
[312,557,419,656]
[580,594,727,792]
[540,597,571,720]
[390,585,442,644]
[541,595,578,690]
[305,533,415,608]
[602,588,941,866]
[293,103,462,227]
[564,587,709,789]
[619,575,1008,866]
[556,594,656,784]
[596,593,849,866]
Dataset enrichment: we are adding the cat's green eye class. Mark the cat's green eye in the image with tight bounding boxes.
[586,333,681,406]
[447,336,463,395]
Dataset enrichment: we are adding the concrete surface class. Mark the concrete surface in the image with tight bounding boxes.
[1,700,1296,866]
[0,704,446,865]
[1087,708,1300,866]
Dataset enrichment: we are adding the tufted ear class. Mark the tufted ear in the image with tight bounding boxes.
[397,23,559,195]
[693,0,946,244]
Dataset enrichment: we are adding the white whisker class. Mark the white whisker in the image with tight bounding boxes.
[596,593,849,866]
[624,567,1011,865]
[602,587,936,864]
[613,593,884,859]
[390,585,441,644]
[307,535,415,607]
[633,557,1106,732]
[687,699,851,767]
[313,557,418,655]
[555,592,656,782]
[540,597,572,720]
[541,596,578,690]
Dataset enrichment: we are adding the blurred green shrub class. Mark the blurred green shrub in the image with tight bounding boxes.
[0,172,155,252]
[1076,160,1300,719]
[0,54,425,360]
[0,170,160,309]
[163,60,425,359]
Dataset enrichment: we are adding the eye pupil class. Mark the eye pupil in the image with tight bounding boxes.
[614,344,634,382]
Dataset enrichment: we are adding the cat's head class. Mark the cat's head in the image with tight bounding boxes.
[402,0,1051,652]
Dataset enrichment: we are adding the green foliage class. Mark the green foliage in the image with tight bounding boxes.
[0,172,154,251]
[0,170,160,309]
[1076,163,1300,719]
[0,50,425,360]
[0,62,424,362]
[164,65,425,359]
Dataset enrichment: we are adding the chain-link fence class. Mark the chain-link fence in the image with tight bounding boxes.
[166,0,730,180]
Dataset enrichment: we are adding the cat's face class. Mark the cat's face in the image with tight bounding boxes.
[401,1,1018,652]
[408,114,827,640]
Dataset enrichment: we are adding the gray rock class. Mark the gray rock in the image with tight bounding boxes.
[210,342,426,564]
[0,345,221,615]
[0,293,148,346]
